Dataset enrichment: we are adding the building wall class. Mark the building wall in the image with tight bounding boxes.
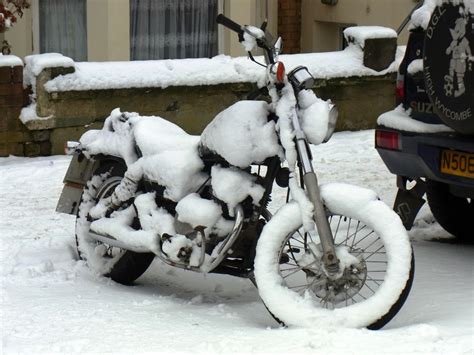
[3,6,33,58]
[301,0,420,53]
[3,0,279,61]
[87,0,130,61]
[4,0,419,59]
[223,0,278,57]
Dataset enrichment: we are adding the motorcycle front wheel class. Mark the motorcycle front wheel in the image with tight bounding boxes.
[254,183,414,330]
[76,160,155,285]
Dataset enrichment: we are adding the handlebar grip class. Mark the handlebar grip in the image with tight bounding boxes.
[216,14,244,35]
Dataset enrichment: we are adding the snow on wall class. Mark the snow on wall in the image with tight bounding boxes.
[19,103,52,124]
[0,54,23,67]
[40,46,404,93]
[24,53,74,77]
[23,53,74,90]
[343,26,397,48]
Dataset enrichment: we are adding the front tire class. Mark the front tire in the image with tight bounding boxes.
[76,161,155,285]
[254,183,414,329]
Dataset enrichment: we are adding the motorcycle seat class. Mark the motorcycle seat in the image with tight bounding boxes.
[133,115,201,157]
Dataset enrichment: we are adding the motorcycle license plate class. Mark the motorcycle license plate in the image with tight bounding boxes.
[440,149,474,179]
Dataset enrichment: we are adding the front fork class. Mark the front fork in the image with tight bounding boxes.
[290,108,340,275]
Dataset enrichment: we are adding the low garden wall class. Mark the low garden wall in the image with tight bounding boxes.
[1,29,399,157]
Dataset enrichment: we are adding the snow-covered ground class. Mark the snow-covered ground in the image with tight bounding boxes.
[1,130,472,354]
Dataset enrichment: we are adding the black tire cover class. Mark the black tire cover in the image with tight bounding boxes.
[423,3,474,134]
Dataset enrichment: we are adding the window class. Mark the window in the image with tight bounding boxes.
[39,0,87,61]
[130,0,218,60]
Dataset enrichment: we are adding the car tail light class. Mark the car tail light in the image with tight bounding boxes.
[375,130,401,150]
[396,73,405,105]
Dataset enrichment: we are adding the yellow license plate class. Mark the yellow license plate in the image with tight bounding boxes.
[440,149,474,179]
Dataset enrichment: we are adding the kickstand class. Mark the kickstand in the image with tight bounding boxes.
[393,176,427,230]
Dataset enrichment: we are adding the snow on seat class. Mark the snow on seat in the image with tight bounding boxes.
[129,115,207,201]
[133,115,200,157]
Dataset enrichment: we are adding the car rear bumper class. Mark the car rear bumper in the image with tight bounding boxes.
[376,126,474,197]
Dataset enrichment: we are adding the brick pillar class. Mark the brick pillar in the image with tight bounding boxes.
[0,66,29,156]
[278,0,302,54]
[0,65,51,157]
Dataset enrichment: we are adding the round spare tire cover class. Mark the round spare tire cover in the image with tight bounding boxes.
[423,3,474,134]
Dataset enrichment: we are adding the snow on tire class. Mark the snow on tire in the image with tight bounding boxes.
[254,183,414,329]
[76,161,154,285]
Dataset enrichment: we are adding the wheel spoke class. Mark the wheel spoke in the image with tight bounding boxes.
[280,266,305,272]
[336,224,368,247]
[350,221,361,248]
[333,216,342,240]
[366,276,382,286]
[364,282,377,295]
[364,245,385,260]
[282,260,318,279]
[361,236,381,252]
[345,218,352,246]
[289,237,305,245]
[350,229,374,248]
[288,284,310,290]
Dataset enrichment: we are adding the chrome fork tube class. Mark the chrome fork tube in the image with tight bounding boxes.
[290,107,340,275]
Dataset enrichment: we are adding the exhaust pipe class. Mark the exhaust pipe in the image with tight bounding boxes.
[87,204,245,272]
[88,231,154,253]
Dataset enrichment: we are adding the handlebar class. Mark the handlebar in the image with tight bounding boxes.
[216,13,276,65]
[216,14,244,36]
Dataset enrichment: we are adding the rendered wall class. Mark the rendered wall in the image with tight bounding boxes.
[301,0,418,53]
[2,0,278,61]
[4,0,419,60]
[87,0,130,61]
[1,64,395,157]
[3,6,33,58]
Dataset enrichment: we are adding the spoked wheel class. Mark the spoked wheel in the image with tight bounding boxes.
[76,161,155,285]
[254,183,414,329]
[279,215,408,312]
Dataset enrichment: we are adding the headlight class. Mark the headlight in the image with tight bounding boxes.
[288,66,315,91]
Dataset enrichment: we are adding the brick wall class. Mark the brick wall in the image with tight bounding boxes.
[278,0,302,54]
[0,66,51,157]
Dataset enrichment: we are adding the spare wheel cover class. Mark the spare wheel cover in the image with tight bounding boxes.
[423,3,474,134]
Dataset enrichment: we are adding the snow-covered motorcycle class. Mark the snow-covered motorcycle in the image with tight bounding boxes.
[57,14,414,329]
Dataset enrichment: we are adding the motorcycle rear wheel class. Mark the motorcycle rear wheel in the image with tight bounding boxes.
[254,184,414,329]
[76,161,155,285]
